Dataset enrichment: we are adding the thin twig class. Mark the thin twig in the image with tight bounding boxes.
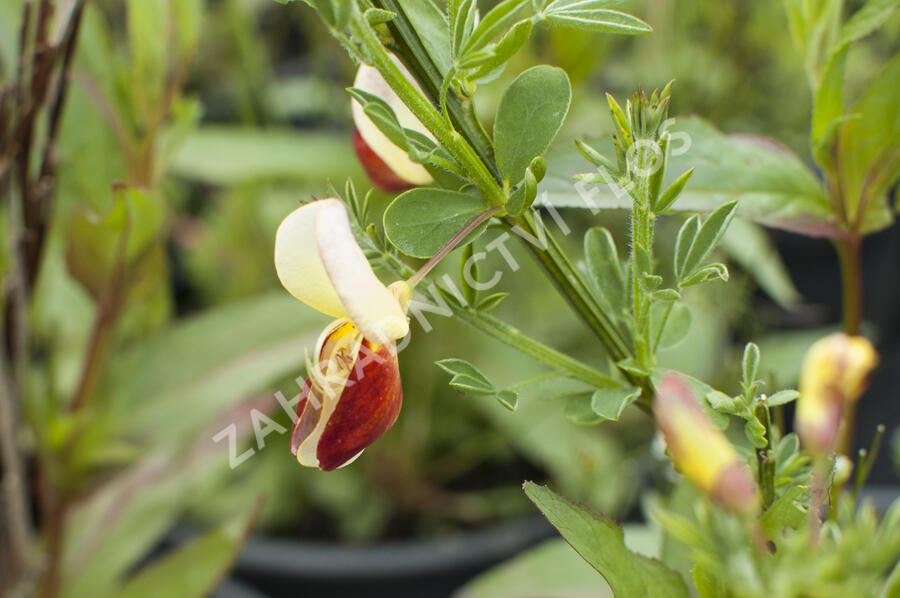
[0,332,33,588]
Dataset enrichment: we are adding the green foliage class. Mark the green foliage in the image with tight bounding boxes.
[540,1,653,35]
[383,188,491,257]
[64,187,166,302]
[459,539,614,598]
[493,65,572,185]
[835,52,900,231]
[584,227,627,321]
[436,358,519,410]
[108,504,257,598]
[524,483,692,598]
[589,386,641,422]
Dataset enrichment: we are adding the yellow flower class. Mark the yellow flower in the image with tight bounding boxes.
[351,56,434,191]
[274,198,411,470]
[797,333,878,455]
[655,373,758,513]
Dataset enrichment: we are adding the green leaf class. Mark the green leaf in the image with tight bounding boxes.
[393,0,453,76]
[881,556,900,598]
[565,394,606,425]
[692,566,727,598]
[544,8,652,34]
[591,386,641,422]
[524,483,692,598]
[584,227,627,318]
[477,292,510,312]
[836,52,900,232]
[65,186,165,301]
[719,218,802,308]
[169,127,362,185]
[127,0,166,110]
[766,389,800,407]
[436,359,518,409]
[760,486,809,542]
[462,0,530,55]
[706,390,739,415]
[364,7,396,25]
[811,47,848,166]
[107,293,325,448]
[541,118,837,237]
[496,389,519,411]
[436,358,496,394]
[383,188,491,258]
[742,342,760,388]
[834,0,900,50]
[680,263,729,287]
[506,166,538,216]
[347,87,409,150]
[494,65,572,185]
[109,504,258,598]
[673,215,700,281]
[652,302,691,349]
[681,201,738,280]
[459,539,614,598]
[745,417,768,449]
[465,19,534,82]
[655,168,694,213]
[450,0,478,57]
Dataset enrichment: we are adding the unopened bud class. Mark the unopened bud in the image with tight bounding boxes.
[797,333,878,455]
[655,373,759,513]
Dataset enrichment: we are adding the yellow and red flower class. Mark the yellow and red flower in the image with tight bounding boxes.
[275,198,411,470]
[351,58,434,192]
[797,333,878,455]
[655,373,759,513]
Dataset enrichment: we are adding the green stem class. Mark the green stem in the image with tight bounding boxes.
[453,308,617,389]
[350,15,504,207]
[374,0,498,178]
[510,214,631,362]
[755,402,776,510]
[380,249,614,389]
[834,234,862,459]
[835,235,862,336]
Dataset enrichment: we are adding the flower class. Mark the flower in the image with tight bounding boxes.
[655,373,759,513]
[797,333,878,455]
[274,198,411,470]
[351,58,434,192]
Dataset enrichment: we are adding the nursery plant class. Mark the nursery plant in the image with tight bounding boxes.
[269,0,900,595]
[1,0,898,596]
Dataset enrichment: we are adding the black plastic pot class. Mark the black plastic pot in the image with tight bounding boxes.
[228,515,554,598]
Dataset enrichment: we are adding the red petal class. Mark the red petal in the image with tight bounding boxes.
[353,130,417,193]
[316,339,402,471]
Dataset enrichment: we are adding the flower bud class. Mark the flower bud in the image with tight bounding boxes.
[797,333,877,455]
[351,58,434,192]
[655,373,759,512]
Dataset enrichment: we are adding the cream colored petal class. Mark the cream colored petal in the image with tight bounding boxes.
[352,60,434,186]
[316,200,409,343]
[274,201,347,319]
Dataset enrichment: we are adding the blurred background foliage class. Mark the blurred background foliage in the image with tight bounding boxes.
[1,2,897,590]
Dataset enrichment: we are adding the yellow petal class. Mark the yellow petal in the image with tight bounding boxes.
[316,200,409,343]
[352,59,434,186]
[274,201,347,319]
[797,333,878,453]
